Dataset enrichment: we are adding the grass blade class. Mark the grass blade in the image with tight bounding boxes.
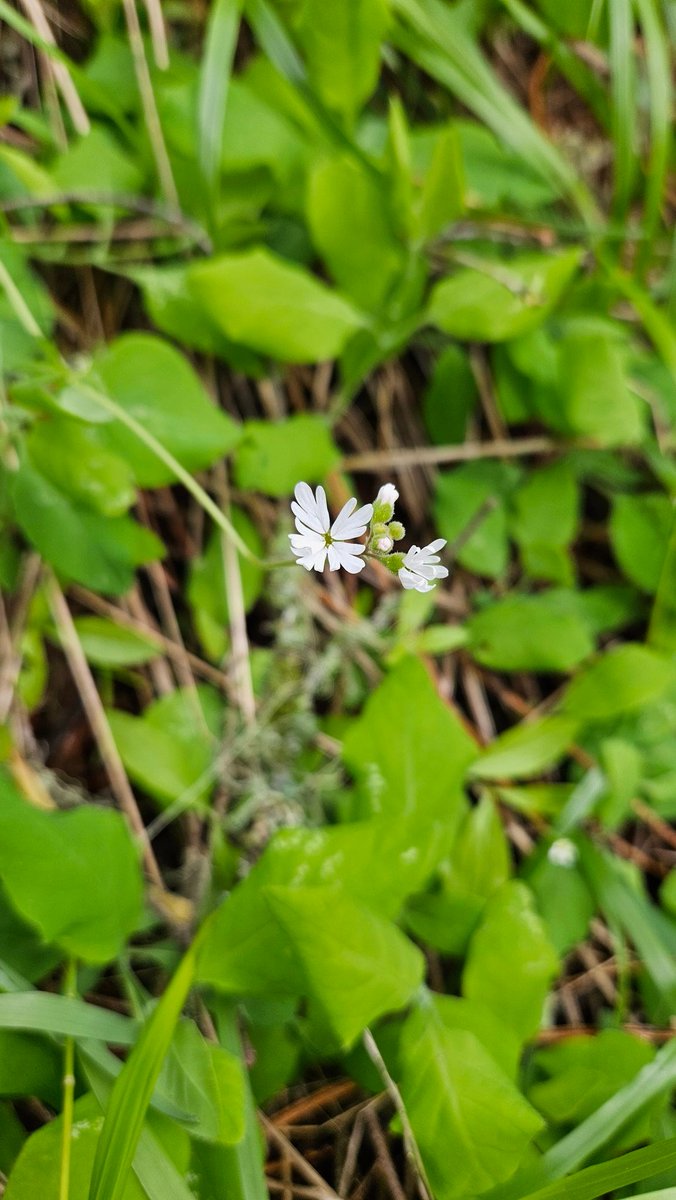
[88,927,207,1200]
[517,1139,676,1200]
[648,506,676,653]
[206,999,269,1200]
[390,0,599,225]
[0,992,137,1043]
[634,0,673,275]
[197,0,243,191]
[609,0,638,220]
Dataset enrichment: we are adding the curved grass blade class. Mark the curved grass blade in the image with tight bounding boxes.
[634,0,673,275]
[390,0,599,225]
[517,1138,676,1200]
[88,925,208,1200]
[609,0,638,221]
[197,0,243,191]
[0,992,137,1043]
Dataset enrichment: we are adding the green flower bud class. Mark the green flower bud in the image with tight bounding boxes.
[372,501,393,524]
[388,521,405,541]
[381,552,405,574]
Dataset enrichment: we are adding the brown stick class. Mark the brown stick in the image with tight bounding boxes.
[342,436,577,472]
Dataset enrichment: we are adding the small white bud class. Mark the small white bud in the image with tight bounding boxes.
[376,536,394,553]
[547,838,578,868]
[376,483,399,509]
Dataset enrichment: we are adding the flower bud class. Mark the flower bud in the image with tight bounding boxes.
[381,552,405,574]
[376,535,394,553]
[388,521,405,541]
[372,482,399,523]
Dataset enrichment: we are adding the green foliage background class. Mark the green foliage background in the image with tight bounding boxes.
[0,0,675,1198]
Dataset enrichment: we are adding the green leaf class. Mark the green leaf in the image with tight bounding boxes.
[10,462,162,595]
[469,715,578,781]
[70,617,160,668]
[188,509,265,660]
[342,656,477,817]
[0,242,53,371]
[189,249,365,363]
[463,881,559,1042]
[6,1094,146,1200]
[529,1030,655,1127]
[265,884,424,1048]
[558,328,644,445]
[427,249,581,342]
[526,847,595,956]
[233,414,340,495]
[434,460,519,578]
[467,592,594,672]
[561,644,673,721]
[0,1029,61,1103]
[423,344,477,445]
[108,687,223,809]
[26,416,135,518]
[648,507,676,654]
[197,0,242,188]
[610,493,672,592]
[0,993,137,1044]
[94,334,241,487]
[0,770,142,964]
[89,932,204,1200]
[298,0,388,124]
[157,1019,244,1145]
[51,125,143,195]
[425,992,521,1081]
[511,460,579,583]
[196,881,304,998]
[397,998,543,1199]
[415,123,465,239]
[307,155,404,311]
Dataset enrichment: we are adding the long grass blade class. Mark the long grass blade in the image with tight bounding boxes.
[517,1139,676,1200]
[197,0,242,191]
[0,992,137,1043]
[609,0,638,221]
[88,926,207,1200]
[390,0,599,226]
[633,0,673,275]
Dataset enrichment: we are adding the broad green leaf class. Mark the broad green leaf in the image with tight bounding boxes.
[0,1029,60,1103]
[108,687,223,810]
[188,509,265,660]
[467,592,594,672]
[648,508,676,654]
[298,0,388,124]
[463,881,559,1042]
[0,242,53,371]
[0,770,142,964]
[561,644,673,721]
[71,617,160,668]
[469,715,579,781]
[427,249,581,342]
[342,656,477,817]
[526,847,595,956]
[529,1030,655,1127]
[94,334,241,487]
[434,460,519,578]
[511,460,579,584]
[233,414,339,495]
[196,881,304,998]
[130,265,263,373]
[265,884,424,1048]
[307,155,404,311]
[10,462,162,595]
[415,123,464,239]
[247,811,455,919]
[157,1019,244,1145]
[26,416,135,518]
[189,249,365,363]
[0,881,62,982]
[51,125,143,195]
[426,992,521,1081]
[6,1094,146,1200]
[423,344,477,445]
[558,328,644,445]
[398,999,543,1199]
[610,493,672,592]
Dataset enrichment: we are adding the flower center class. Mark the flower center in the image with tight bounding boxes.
[323,532,334,547]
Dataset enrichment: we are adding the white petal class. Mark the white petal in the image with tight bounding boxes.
[398,567,434,593]
[331,500,373,540]
[309,546,328,572]
[315,485,331,531]
[327,543,342,571]
[376,483,399,507]
[289,531,324,553]
[426,538,447,554]
[336,544,367,573]
[291,500,326,536]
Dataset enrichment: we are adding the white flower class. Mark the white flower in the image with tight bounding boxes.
[547,838,578,868]
[376,483,399,509]
[398,539,448,593]
[289,482,373,574]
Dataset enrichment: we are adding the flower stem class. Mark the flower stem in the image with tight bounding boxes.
[59,957,77,1200]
